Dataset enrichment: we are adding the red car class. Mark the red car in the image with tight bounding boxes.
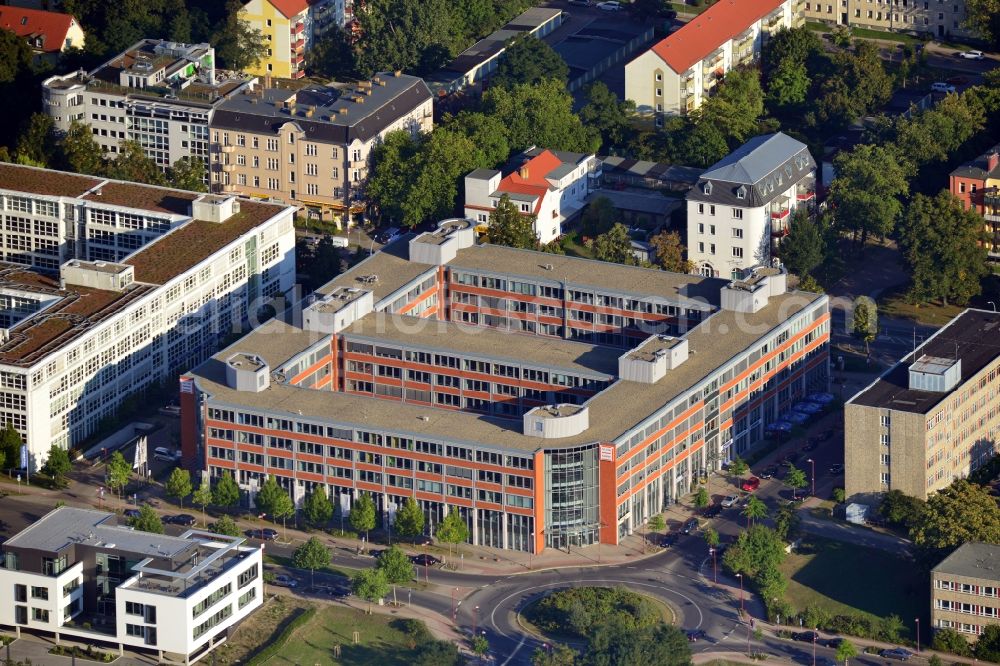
[741,476,760,492]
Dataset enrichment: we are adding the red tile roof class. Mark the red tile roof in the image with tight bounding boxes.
[650,0,785,74]
[0,6,75,53]
[268,0,309,19]
[496,150,564,215]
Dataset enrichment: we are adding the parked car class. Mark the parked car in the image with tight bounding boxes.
[682,518,699,534]
[123,508,141,519]
[686,629,706,642]
[825,637,847,649]
[597,1,622,10]
[328,235,350,248]
[829,463,844,475]
[704,505,722,518]
[153,446,181,462]
[806,392,835,404]
[879,648,914,661]
[272,574,298,588]
[957,50,984,59]
[377,227,401,244]
[793,631,821,643]
[411,554,441,567]
[741,476,760,492]
[759,465,778,479]
[568,0,592,5]
[164,514,196,526]
[931,81,957,93]
[785,411,810,425]
[947,75,970,85]
[793,401,824,416]
[246,528,279,541]
[721,494,740,508]
[660,533,678,548]
[368,549,386,560]
[766,420,793,433]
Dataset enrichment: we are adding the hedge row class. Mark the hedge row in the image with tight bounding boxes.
[246,607,317,666]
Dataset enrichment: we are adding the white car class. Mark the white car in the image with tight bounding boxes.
[721,495,740,508]
[957,50,984,60]
[931,82,956,93]
[327,235,349,248]
[597,1,621,10]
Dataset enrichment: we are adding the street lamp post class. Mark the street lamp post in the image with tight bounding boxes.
[452,587,458,622]
[473,605,479,636]
[736,573,744,615]
[709,547,717,583]
[812,630,818,666]
[915,617,920,653]
[806,458,815,497]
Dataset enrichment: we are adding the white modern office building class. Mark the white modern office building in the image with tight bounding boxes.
[626,0,802,118]
[0,162,295,469]
[42,40,256,176]
[0,507,264,664]
[686,133,816,279]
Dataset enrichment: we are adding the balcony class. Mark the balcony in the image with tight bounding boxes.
[770,207,790,220]
[221,145,235,154]
[735,28,754,49]
[291,21,305,35]
[765,9,785,27]
[291,52,305,65]
[292,69,306,79]
[291,37,305,51]
[796,189,815,201]
[702,49,724,72]
[222,163,236,173]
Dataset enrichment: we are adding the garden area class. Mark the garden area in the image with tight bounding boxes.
[779,537,927,641]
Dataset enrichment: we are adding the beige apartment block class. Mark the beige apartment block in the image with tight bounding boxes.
[210,73,432,227]
[804,0,975,39]
[932,543,1000,641]
[844,309,1000,504]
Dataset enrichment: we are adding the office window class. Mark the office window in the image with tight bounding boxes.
[880,433,890,445]
[732,247,743,258]
[881,415,891,427]
[881,472,890,484]
[732,228,743,238]
[733,209,743,219]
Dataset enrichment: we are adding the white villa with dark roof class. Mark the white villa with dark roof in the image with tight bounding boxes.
[0,163,294,469]
[686,133,816,279]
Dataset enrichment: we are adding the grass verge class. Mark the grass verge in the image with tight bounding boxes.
[263,553,354,579]
[779,536,925,639]
[878,285,967,326]
[215,595,313,665]
[559,231,595,259]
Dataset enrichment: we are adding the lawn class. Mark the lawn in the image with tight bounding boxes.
[670,2,712,15]
[263,553,354,580]
[215,595,313,664]
[260,604,431,666]
[559,230,596,260]
[879,285,969,326]
[779,537,926,638]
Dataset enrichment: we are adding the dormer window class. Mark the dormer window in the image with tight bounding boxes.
[736,185,746,199]
[784,165,793,178]
[703,181,713,195]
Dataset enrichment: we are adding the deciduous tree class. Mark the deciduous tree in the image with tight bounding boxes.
[579,81,636,152]
[293,536,330,588]
[376,544,415,583]
[107,140,166,186]
[210,514,240,537]
[212,472,240,509]
[785,465,808,499]
[693,486,709,509]
[581,196,618,238]
[592,223,636,265]
[0,28,33,84]
[214,0,268,70]
[303,484,333,528]
[698,67,765,144]
[436,509,469,555]
[393,496,425,540]
[932,628,973,657]
[167,157,207,193]
[487,194,538,248]
[483,79,600,154]
[15,113,56,167]
[829,144,909,247]
[105,450,131,499]
[492,35,568,89]
[780,209,825,278]
[910,480,1000,553]
[60,121,105,175]
[40,445,72,487]
[0,422,20,471]
[649,230,693,273]
[166,468,192,508]
[352,567,389,613]
[192,478,213,524]
[851,296,878,354]
[722,524,786,578]
[350,493,377,540]
[130,504,164,534]
[743,496,768,526]
[963,0,1000,48]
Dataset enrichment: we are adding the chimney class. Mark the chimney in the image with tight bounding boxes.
[988,151,999,172]
[519,166,530,180]
[393,70,402,77]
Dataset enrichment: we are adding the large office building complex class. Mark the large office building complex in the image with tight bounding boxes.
[182,219,830,553]
[0,163,295,469]
[42,40,256,173]
[210,72,432,225]
[0,507,264,664]
[626,0,803,118]
[687,133,817,279]
[845,309,1000,503]
[931,542,1000,641]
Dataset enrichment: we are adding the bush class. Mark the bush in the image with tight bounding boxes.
[524,586,660,639]
[390,617,431,649]
[49,645,114,662]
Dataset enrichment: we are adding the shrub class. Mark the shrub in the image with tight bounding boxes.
[524,586,660,639]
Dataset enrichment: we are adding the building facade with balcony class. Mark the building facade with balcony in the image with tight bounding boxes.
[463,148,600,245]
[804,0,975,40]
[932,543,1000,641]
[240,0,348,80]
[0,507,264,664]
[181,220,830,554]
[625,0,802,119]
[844,309,1000,504]
[42,40,256,179]
[210,72,432,226]
[686,133,816,279]
[0,163,295,469]
[949,145,1000,259]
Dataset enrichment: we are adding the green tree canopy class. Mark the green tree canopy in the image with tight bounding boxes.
[963,0,1000,48]
[15,113,57,167]
[743,496,769,526]
[214,0,268,70]
[59,121,105,175]
[492,35,568,88]
[483,79,600,154]
[212,472,240,509]
[976,624,1000,662]
[393,496,425,539]
[704,527,720,548]
[722,524,786,578]
[354,0,459,76]
[376,544,415,583]
[487,193,539,249]
[851,295,878,352]
[910,480,1000,553]
[649,230,693,273]
[167,157,207,193]
[579,81,636,152]
[648,514,666,533]
[130,504,164,534]
[581,196,619,238]
[210,514,241,537]
[698,67,765,144]
[898,191,988,306]
[293,536,331,588]
[0,422,20,470]
[586,621,692,666]
[166,468,193,508]
[0,28,34,84]
[672,118,729,168]
[303,485,334,528]
[436,509,469,554]
[40,445,72,486]
[694,486,709,509]
[350,493,377,539]
[815,42,892,129]
[192,478,213,522]
[779,209,826,278]
[352,567,390,613]
[785,465,808,497]
[256,475,294,523]
[829,144,910,247]
[107,140,166,186]
[414,640,463,666]
[592,223,637,266]
[932,628,974,657]
[105,450,131,498]
[309,24,357,80]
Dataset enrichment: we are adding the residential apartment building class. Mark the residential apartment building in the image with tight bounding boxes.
[210,72,432,225]
[182,218,831,553]
[625,0,803,119]
[240,0,348,80]
[932,542,1000,640]
[0,507,263,664]
[804,0,974,39]
[0,6,84,59]
[463,148,600,244]
[845,309,1000,503]
[42,40,256,175]
[0,163,295,469]
[949,145,1000,259]
[687,133,817,279]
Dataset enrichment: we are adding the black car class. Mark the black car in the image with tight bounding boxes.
[793,631,821,643]
[704,505,722,518]
[686,629,706,642]
[829,463,844,475]
[879,648,913,661]
[123,508,141,519]
[411,554,441,567]
[368,549,386,560]
[682,518,699,534]
[165,514,196,526]
[659,533,678,548]
[759,465,778,479]
[825,637,847,649]
[246,528,279,541]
